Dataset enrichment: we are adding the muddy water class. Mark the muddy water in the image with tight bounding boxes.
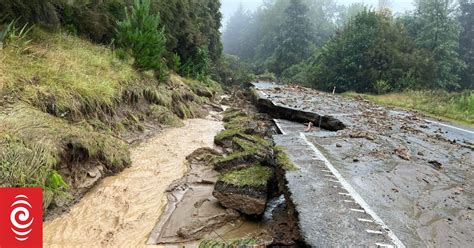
[44,119,223,248]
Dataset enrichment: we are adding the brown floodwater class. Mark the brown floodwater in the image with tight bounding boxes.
[43,118,223,248]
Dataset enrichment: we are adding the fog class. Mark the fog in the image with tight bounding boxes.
[221,0,415,28]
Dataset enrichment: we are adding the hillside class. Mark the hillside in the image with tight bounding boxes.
[0,28,221,210]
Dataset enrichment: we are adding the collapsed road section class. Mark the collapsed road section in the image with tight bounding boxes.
[252,82,473,247]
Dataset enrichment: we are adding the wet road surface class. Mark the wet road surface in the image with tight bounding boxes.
[254,82,473,247]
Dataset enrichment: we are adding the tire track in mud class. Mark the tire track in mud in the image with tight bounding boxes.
[43,118,223,248]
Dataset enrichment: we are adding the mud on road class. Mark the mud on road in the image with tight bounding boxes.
[253,82,473,247]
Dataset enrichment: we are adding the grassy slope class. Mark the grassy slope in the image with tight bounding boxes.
[343,91,474,127]
[0,29,220,209]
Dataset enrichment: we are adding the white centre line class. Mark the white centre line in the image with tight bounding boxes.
[300,133,406,248]
[425,120,474,135]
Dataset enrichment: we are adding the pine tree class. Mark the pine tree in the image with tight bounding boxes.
[222,4,251,56]
[272,0,313,75]
[116,0,166,72]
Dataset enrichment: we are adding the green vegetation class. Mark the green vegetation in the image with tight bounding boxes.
[307,10,430,93]
[0,27,219,209]
[220,164,273,187]
[0,0,223,82]
[274,146,298,171]
[199,237,258,248]
[116,0,166,73]
[223,0,472,93]
[271,0,313,75]
[0,104,130,207]
[343,91,474,127]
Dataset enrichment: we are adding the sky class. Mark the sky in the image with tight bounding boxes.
[220,0,415,28]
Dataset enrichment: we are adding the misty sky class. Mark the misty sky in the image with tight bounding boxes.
[221,0,415,28]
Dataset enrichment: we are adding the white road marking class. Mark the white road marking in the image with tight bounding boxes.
[339,192,351,196]
[350,208,366,213]
[425,120,474,135]
[358,218,374,223]
[300,133,406,248]
[273,119,288,135]
[376,243,395,248]
[366,230,384,235]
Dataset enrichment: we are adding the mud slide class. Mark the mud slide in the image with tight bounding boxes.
[43,118,223,247]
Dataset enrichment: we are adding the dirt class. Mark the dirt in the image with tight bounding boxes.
[43,117,223,247]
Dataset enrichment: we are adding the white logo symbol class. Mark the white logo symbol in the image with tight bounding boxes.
[10,195,34,241]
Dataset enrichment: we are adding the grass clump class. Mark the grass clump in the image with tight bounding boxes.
[0,29,136,120]
[220,164,273,187]
[222,108,246,122]
[199,237,258,248]
[149,105,183,127]
[215,128,244,144]
[343,91,474,127]
[274,146,298,171]
[0,104,130,209]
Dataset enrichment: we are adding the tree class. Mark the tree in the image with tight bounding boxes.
[155,0,222,77]
[307,10,433,93]
[272,0,313,75]
[116,0,166,72]
[412,0,464,90]
[222,4,251,56]
[458,0,473,89]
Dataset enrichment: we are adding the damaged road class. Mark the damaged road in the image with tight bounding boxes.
[253,82,473,247]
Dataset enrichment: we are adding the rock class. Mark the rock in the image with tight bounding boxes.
[213,181,268,215]
[429,160,443,170]
[395,147,411,161]
[349,131,376,141]
[336,143,342,148]
[186,147,221,165]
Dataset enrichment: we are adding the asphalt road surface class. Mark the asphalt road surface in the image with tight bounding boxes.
[253,82,473,247]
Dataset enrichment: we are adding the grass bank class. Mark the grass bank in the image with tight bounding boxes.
[0,28,221,210]
[343,91,474,127]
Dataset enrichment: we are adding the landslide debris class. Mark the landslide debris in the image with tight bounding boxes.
[214,165,273,215]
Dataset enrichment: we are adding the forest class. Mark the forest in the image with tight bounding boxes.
[0,0,223,81]
[223,0,473,93]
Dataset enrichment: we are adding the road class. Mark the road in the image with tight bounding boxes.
[253,82,473,247]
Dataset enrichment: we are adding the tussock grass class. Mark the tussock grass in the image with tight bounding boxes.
[274,146,298,171]
[343,91,474,127]
[0,104,130,208]
[1,29,136,120]
[0,28,219,210]
[220,164,273,187]
[199,237,258,248]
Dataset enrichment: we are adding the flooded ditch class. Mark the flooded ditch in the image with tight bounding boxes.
[44,97,305,247]
[43,118,224,247]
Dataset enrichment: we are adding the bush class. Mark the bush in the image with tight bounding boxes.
[116,0,166,72]
[307,10,431,93]
[180,47,211,78]
[373,80,391,94]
